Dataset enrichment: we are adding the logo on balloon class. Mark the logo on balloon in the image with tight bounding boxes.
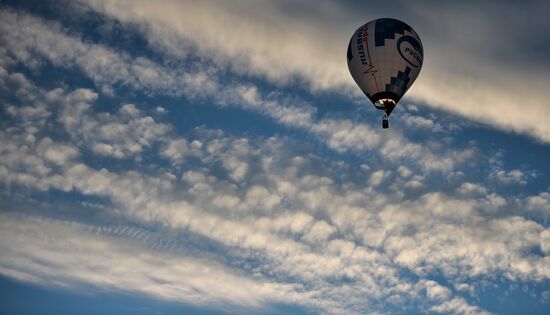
[397,35,423,68]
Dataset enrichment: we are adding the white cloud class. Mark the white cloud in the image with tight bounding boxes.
[420,280,452,302]
[526,192,550,211]
[53,90,171,159]
[491,169,528,186]
[0,213,298,311]
[303,220,336,243]
[1,78,514,313]
[1,5,549,314]
[430,297,492,315]
[401,113,444,132]
[161,138,190,164]
[540,229,550,255]
[368,170,391,187]
[0,10,183,96]
[454,283,477,298]
[480,193,507,213]
[244,186,281,213]
[3,95,547,313]
[40,139,80,165]
[525,192,550,221]
[457,182,487,196]
[34,126,545,289]
[0,9,478,173]
[80,0,550,143]
[83,0,353,91]
[397,166,413,178]
[2,70,171,162]
[405,178,424,189]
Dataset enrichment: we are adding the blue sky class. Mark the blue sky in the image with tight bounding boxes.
[0,1,549,314]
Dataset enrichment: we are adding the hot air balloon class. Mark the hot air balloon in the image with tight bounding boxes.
[347,18,423,128]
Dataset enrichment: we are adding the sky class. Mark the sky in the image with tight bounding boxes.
[0,0,549,314]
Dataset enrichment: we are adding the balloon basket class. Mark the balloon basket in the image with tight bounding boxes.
[382,114,389,129]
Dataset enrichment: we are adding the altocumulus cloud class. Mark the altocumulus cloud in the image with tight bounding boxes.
[82,0,550,142]
[0,8,475,172]
[0,1,549,315]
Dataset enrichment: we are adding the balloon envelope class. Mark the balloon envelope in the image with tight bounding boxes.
[347,18,423,115]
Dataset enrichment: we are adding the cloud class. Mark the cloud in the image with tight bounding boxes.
[421,279,452,302]
[80,0,550,143]
[0,9,183,96]
[0,213,298,311]
[2,67,548,313]
[63,102,170,159]
[368,170,391,187]
[491,169,529,186]
[161,138,195,165]
[430,297,491,315]
[1,4,550,314]
[457,182,487,196]
[487,152,535,186]
[400,112,445,132]
[0,76,487,314]
[525,191,550,221]
[82,0,354,91]
[1,8,481,173]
